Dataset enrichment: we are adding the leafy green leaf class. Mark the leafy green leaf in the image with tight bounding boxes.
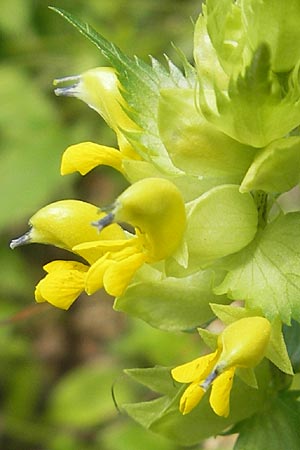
[125,367,178,397]
[240,136,300,194]
[123,396,174,430]
[114,265,230,332]
[197,327,218,349]
[235,367,258,389]
[215,213,300,324]
[209,303,258,324]
[267,317,293,375]
[234,391,300,450]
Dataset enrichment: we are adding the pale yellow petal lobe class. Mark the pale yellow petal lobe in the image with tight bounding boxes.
[74,237,138,252]
[220,317,271,368]
[179,382,206,415]
[35,269,86,310]
[209,367,235,417]
[43,260,88,273]
[61,142,124,175]
[85,254,110,295]
[171,350,219,383]
[103,252,146,297]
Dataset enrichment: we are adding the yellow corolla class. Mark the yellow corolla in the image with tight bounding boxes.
[75,177,186,297]
[171,317,271,417]
[10,199,126,309]
[10,178,186,308]
[54,67,136,135]
[54,67,140,178]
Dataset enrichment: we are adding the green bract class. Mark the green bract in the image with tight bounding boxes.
[158,88,255,181]
[240,137,300,193]
[195,0,300,148]
[114,265,230,332]
[242,0,300,72]
[186,184,258,267]
[198,44,300,147]
[215,213,300,324]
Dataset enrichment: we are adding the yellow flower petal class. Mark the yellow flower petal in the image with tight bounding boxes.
[219,317,271,369]
[85,244,144,296]
[113,178,186,261]
[171,350,219,383]
[35,283,45,303]
[85,254,110,295]
[17,200,106,254]
[179,382,206,415]
[209,367,235,417]
[99,223,127,241]
[75,223,128,264]
[61,142,124,175]
[103,252,146,297]
[113,246,141,260]
[64,67,138,132]
[74,237,139,252]
[43,260,89,273]
[35,269,86,310]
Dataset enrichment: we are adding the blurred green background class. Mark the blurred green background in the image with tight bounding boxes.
[0,1,235,449]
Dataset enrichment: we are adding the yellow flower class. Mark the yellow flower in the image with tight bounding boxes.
[82,241,147,298]
[54,67,140,175]
[54,67,136,133]
[74,177,186,297]
[10,178,186,307]
[10,199,126,309]
[171,317,271,417]
[10,200,122,252]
